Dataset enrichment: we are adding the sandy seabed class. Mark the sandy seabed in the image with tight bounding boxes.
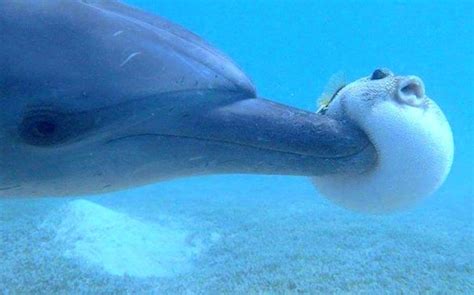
[0,176,472,294]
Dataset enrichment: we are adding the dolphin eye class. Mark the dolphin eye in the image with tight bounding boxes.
[371,68,393,80]
[32,120,57,138]
[19,111,69,146]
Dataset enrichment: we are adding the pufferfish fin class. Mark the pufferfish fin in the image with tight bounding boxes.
[317,71,346,114]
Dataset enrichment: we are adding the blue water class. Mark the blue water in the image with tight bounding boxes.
[0,0,472,293]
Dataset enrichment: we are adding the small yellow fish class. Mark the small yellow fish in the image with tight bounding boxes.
[316,71,346,114]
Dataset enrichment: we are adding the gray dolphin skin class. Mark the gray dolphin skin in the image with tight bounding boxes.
[0,0,376,197]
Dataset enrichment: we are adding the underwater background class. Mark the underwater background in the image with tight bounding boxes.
[0,0,472,293]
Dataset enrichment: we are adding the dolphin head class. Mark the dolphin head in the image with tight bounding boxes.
[0,0,247,196]
[0,1,375,197]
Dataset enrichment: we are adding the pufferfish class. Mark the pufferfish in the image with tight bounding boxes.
[312,69,454,213]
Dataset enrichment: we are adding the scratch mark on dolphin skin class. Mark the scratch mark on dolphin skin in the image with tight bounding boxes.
[113,30,124,37]
[120,52,141,67]
[0,185,21,191]
[189,156,205,161]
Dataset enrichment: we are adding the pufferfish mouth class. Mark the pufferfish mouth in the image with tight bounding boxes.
[397,76,426,107]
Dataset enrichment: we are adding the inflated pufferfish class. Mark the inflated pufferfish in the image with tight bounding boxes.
[313,69,454,213]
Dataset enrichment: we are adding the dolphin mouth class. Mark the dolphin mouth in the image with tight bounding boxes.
[106,133,377,178]
[100,96,377,176]
[106,133,371,159]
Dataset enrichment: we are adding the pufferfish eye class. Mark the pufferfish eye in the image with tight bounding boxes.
[371,68,393,80]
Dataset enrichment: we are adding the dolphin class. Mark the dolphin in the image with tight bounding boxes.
[0,1,453,213]
[0,0,375,197]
